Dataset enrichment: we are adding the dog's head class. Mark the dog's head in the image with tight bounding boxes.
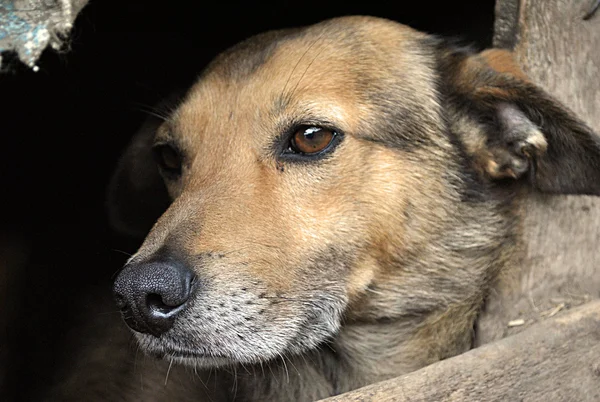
[110,16,600,368]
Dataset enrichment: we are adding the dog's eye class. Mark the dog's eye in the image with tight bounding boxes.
[153,143,182,177]
[289,126,336,155]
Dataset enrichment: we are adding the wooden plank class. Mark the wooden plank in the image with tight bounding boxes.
[494,0,600,127]
[321,300,600,402]
[476,0,600,345]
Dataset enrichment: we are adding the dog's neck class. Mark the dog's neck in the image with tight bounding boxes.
[233,196,519,401]
[233,298,483,401]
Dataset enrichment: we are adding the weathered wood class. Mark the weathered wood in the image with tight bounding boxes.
[321,300,600,402]
[494,0,600,127]
[476,0,600,345]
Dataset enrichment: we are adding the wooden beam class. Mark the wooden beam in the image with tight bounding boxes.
[321,300,600,402]
[476,0,600,346]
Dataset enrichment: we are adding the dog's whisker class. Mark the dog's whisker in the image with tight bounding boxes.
[110,266,125,280]
[129,100,177,121]
[111,248,133,257]
[240,361,251,375]
[284,354,300,377]
[280,30,327,104]
[231,365,239,401]
[288,40,328,101]
[132,106,169,121]
[192,365,214,402]
[206,365,213,383]
[277,352,290,384]
[267,362,277,385]
[164,358,174,386]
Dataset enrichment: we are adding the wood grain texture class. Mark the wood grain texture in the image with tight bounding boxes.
[321,300,600,402]
[476,0,600,345]
[495,0,600,127]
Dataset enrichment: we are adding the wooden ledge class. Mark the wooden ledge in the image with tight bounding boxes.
[321,300,600,402]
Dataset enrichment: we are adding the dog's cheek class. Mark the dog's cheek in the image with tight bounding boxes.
[345,254,379,301]
[170,269,345,360]
[343,146,413,265]
[278,142,412,300]
[342,144,456,300]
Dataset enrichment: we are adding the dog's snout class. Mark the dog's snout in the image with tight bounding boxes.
[113,256,196,337]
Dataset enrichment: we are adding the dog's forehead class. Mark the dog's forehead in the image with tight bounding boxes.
[205,16,425,81]
[172,16,439,147]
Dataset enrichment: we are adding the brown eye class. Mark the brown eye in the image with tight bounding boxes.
[290,126,336,155]
[153,144,182,177]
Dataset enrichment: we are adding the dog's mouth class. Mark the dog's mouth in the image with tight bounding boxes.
[156,350,229,362]
[149,348,224,360]
[140,335,235,367]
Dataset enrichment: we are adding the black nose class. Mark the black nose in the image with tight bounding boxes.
[113,256,195,337]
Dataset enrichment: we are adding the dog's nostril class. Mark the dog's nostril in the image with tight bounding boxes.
[146,293,184,315]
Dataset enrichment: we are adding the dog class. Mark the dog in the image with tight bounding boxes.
[107,16,600,401]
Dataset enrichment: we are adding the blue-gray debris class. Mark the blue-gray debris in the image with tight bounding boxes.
[0,0,88,70]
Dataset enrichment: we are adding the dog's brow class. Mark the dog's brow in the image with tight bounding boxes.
[273,94,290,116]
[154,123,178,144]
[280,30,327,102]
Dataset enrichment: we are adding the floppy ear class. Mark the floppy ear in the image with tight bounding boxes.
[441,48,600,195]
[106,104,175,238]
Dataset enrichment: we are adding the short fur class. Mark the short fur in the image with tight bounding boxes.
[108,16,600,401]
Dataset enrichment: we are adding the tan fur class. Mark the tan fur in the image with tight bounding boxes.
[98,15,600,402]
[124,17,505,398]
[479,49,529,81]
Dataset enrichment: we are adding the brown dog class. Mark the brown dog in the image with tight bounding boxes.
[108,16,600,401]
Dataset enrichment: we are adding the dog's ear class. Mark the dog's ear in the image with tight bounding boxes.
[441,47,600,195]
[106,109,172,238]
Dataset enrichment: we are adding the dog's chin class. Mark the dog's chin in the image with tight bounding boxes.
[136,334,238,368]
[153,350,234,369]
[133,330,307,369]
[132,323,335,370]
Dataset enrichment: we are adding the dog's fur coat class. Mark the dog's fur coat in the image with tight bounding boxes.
[101,16,600,401]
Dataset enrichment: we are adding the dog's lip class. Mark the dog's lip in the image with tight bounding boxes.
[165,350,227,359]
[145,344,229,360]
